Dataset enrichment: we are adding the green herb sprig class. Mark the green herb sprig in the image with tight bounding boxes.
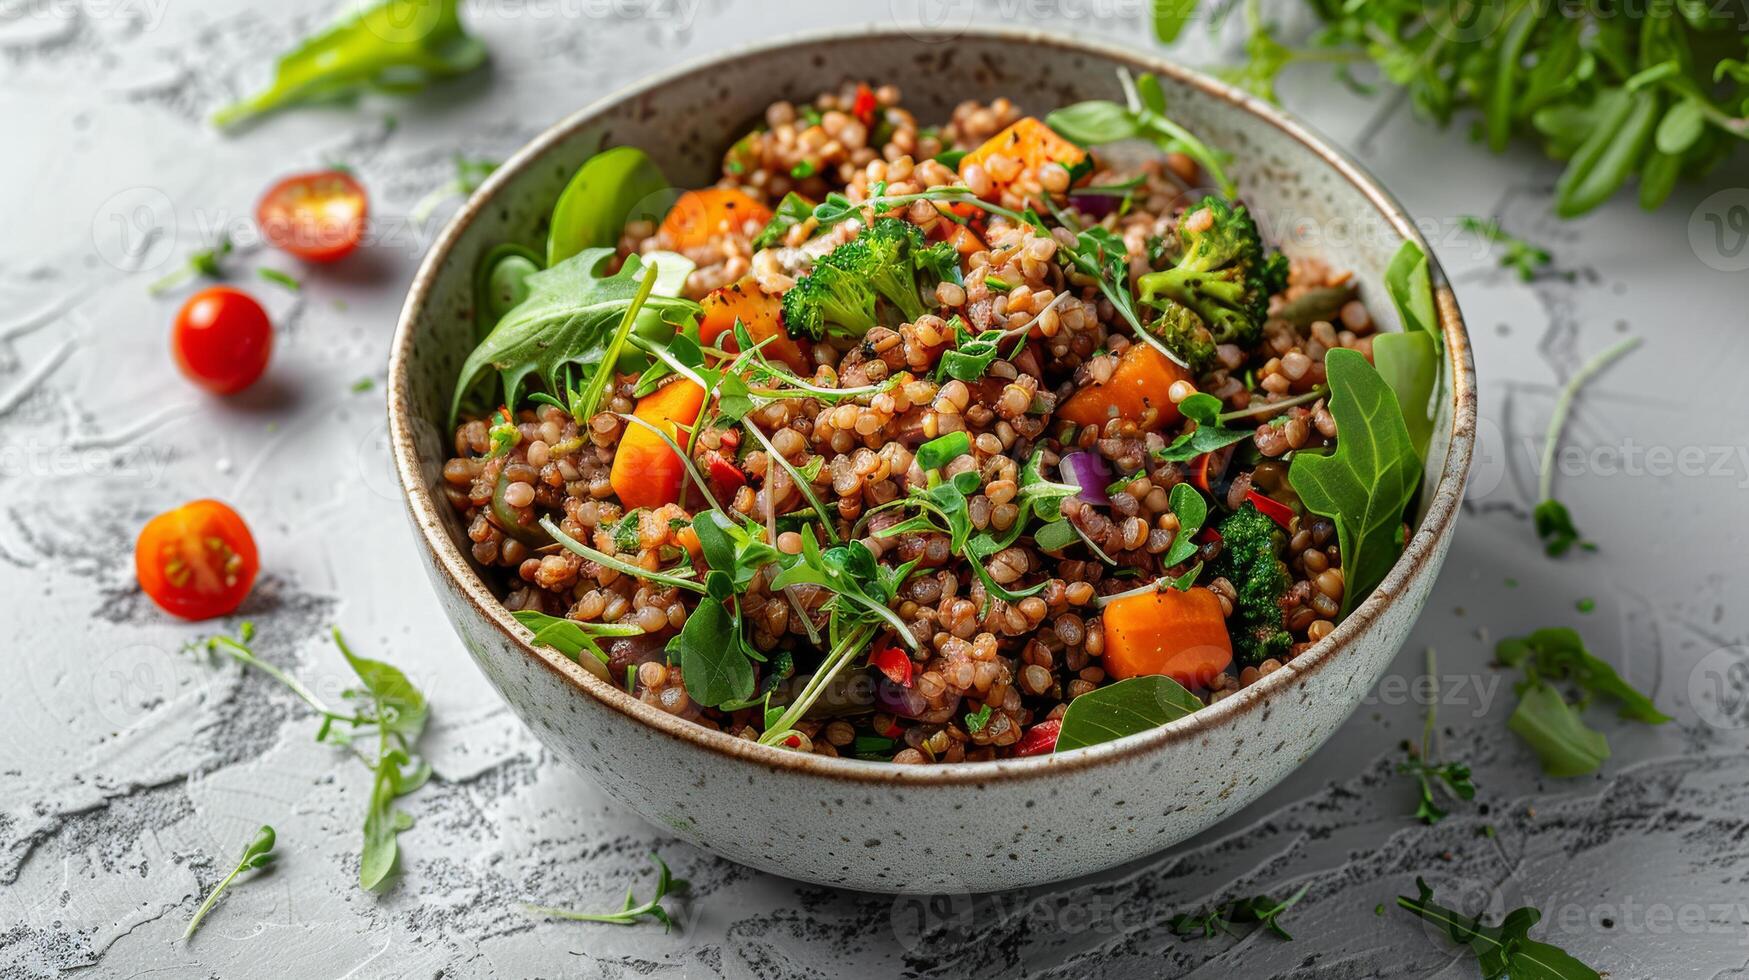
[1459,216,1553,282]
[1397,648,1476,824]
[1045,69,1237,197]
[183,825,276,941]
[148,234,234,295]
[1169,883,1311,941]
[1397,877,1601,978]
[523,854,687,931]
[1534,336,1641,557]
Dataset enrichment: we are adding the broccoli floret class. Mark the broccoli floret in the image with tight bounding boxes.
[1152,302,1219,375]
[1209,502,1292,665]
[781,218,961,339]
[779,260,878,340]
[1135,197,1289,368]
[820,218,931,323]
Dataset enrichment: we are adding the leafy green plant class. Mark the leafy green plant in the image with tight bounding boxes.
[193,624,430,891]
[1533,336,1641,557]
[212,0,487,129]
[183,825,276,941]
[1459,216,1553,281]
[1045,69,1237,197]
[523,854,687,931]
[1168,883,1311,940]
[449,249,699,424]
[1397,877,1601,978]
[1495,628,1669,777]
[1288,348,1423,616]
[1053,674,1202,752]
[1154,0,1749,217]
[1397,649,1476,824]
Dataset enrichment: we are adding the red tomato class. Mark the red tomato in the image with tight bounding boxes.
[135,500,259,620]
[257,170,368,262]
[868,645,913,687]
[172,287,272,394]
[1013,719,1061,757]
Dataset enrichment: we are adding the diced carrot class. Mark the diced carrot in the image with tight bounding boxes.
[1058,344,1192,432]
[658,188,773,251]
[957,117,1092,195]
[1102,586,1233,687]
[609,378,706,509]
[698,276,810,374]
[938,220,986,256]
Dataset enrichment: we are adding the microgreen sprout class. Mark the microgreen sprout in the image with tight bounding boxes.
[183,825,276,941]
[522,854,688,931]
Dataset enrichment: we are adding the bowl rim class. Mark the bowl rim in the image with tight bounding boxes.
[388,23,1477,787]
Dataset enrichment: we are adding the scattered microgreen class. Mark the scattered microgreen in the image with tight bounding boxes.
[411,154,500,225]
[212,0,486,129]
[983,274,1014,292]
[523,854,688,931]
[511,609,643,666]
[1535,337,1641,557]
[1397,878,1601,979]
[257,267,302,291]
[191,625,429,892]
[351,377,375,393]
[1459,216,1553,281]
[751,191,816,250]
[1168,883,1311,941]
[1495,628,1669,778]
[1397,648,1476,824]
[964,704,993,733]
[149,234,235,295]
[1044,69,1236,197]
[183,825,276,941]
[1156,393,1254,462]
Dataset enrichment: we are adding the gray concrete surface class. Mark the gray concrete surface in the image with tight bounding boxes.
[4,1,1749,977]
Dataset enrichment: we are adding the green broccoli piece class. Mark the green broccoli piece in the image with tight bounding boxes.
[779,260,878,340]
[1209,501,1292,665]
[1135,197,1289,370]
[1152,302,1220,375]
[782,218,962,339]
[819,217,931,323]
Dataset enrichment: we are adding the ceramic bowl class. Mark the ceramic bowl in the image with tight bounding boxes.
[389,25,1475,894]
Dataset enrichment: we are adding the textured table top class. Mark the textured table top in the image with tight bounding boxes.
[5,2,1749,978]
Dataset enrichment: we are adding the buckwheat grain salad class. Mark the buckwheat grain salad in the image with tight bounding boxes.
[443,76,1440,763]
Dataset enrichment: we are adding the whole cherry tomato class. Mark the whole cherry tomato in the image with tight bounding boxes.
[172,287,272,394]
[257,170,368,262]
[135,499,259,620]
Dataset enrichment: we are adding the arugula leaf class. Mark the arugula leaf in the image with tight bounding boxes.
[183,825,276,941]
[511,609,642,666]
[337,635,428,743]
[1497,628,1670,724]
[1053,675,1202,752]
[1287,349,1422,615]
[1156,392,1253,462]
[547,147,677,267]
[449,250,699,424]
[1507,681,1611,778]
[1372,331,1439,462]
[212,0,487,129]
[1397,877,1602,979]
[1169,883,1310,941]
[149,234,234,295]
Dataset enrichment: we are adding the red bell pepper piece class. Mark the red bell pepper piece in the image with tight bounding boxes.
[1190,453,1212,492]
[1013,719,1061,757]
[868,644,913,687]
[1245,489,1296,530]
[851,83,878,128]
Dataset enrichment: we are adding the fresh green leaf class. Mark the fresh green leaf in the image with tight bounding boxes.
[1152,0,1201,45]
[1509,680,1612,777]
[511,609,642,666]
[751,191,816,251]
[182,825,276,941]
[1554,88,1662,218]
[1496,628,1670,724]
[449,250,700,424]
[1169,883,1310,941]
[1397,878,1602,979]
[1383,240,1438,345]
[474,243,541,337]
[523,854,688,931]
[211,0,487,129]
[667,598,756,707]
[1054,675,1202,752]
[547,147,677,267]
[1155,392,1254,462]
[1163,482,1207,565]
[915,431,970,471]
[336,631,427,743]
[257,267,303,292]
[1372,330,1439,461]
[1287,350,1422,616]
[964,704,993,733]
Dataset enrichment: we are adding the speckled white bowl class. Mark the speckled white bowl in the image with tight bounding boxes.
[389,26,1475,894]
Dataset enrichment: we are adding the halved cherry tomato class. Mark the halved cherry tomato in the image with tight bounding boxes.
[135,499,259,620]
[1013,719,1061,757]
[172,287,272,395]
[868,645,913,687]
[257,170,368,262]
[1245,490,1297,530]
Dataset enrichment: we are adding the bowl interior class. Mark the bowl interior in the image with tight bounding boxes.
[392,26,1468,770]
